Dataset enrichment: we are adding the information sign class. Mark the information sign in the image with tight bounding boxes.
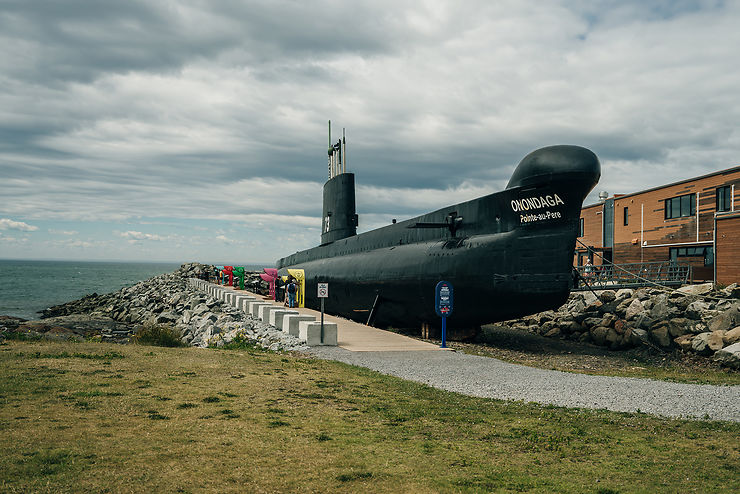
[435,281,453,317]
[318,282,329,298]
[434,281,453,348]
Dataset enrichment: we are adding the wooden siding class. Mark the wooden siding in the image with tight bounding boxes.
[577,167,740,278]
[716,213,740,285]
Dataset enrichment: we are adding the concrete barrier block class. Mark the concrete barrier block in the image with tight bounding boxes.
[298,321,338,346]
[239,297,256,312]
[249,302,271,317]
[258,304,280,321]
[269,309,297,327]
[233,295,253,311]
[283,315,315,337]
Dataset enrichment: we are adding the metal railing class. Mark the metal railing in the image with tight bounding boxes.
[573,260,692,290]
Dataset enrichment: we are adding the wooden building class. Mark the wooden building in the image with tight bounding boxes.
[576,166,740,283]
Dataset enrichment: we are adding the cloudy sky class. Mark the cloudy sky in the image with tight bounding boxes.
[1,0,738,264]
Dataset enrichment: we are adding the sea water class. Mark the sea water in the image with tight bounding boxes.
[0,260,181,320]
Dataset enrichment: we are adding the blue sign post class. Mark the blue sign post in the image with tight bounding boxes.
[434,281,453,348]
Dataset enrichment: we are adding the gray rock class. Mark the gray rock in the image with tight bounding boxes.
[667,318,690,338]
[615,288,634,301]
[713,342,740,369]
[590,326,609,346]
[650,294,671,319]
[708,303,740,333]
[677,283,713,296]
[582,317,602,329]
[598,290,617,303]
[691,333,713,355]
[651,326,672,347]
[687,320,709,334]
[674,334,694,351]
[156,311,178,324]
[685,300,710,320]
[600,313,618,328]
[625,298,645,320]
[630,328,648,346]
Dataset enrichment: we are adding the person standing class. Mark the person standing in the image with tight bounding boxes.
[287,279,297,308]
[584,259,594,278]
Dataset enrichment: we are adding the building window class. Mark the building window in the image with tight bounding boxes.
[669,246,713,266]
[664,193,696,219]
[579,217,584,237]
[716,186,732,212]
[623,206,629,226]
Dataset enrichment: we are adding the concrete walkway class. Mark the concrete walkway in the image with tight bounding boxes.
[237,288,442,352]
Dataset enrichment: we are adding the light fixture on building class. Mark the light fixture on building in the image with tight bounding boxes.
[598,191,609,202]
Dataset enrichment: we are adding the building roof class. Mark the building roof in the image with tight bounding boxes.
[582,164,740,209]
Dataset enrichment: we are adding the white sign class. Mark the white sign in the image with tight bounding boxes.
[317,282,329,298]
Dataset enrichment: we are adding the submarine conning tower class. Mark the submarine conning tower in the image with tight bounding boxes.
[321,122,358,245]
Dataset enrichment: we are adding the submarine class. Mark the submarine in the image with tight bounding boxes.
[277,131,600,335]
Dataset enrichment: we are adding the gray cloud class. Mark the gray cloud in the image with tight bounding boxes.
[1,1,738,261]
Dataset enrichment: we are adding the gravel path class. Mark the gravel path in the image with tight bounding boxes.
[308,347,740,422]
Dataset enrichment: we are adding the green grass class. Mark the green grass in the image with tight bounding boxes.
[0,340,738,493]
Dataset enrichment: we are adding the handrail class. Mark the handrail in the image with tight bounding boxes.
[573,260,692,290]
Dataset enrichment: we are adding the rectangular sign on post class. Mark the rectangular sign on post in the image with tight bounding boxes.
[317,282,328,344]
[317,282,329,298]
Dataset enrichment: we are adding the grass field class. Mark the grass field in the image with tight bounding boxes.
[1,340,738,493]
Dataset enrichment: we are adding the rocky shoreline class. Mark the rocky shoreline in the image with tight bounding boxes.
[0,263,308,352]
[1,263,738,368]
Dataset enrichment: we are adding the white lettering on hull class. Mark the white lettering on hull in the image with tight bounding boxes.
[520,210,562,223]
[510,193,565,212]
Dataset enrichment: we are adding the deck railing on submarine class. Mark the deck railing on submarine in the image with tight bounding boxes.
[573,260,692,291]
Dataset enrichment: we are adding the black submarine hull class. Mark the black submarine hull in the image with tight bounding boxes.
[277,145,600,332]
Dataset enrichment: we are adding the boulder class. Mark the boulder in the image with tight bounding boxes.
[707,331,726,352]
[685,300,710,320]
[686,320,709,334]
[615,288,634,301]
[600,313,618,328]
[650,326,672,347]
[625,298,645,320]
[630,328,648,346]
[544,327,561,338]
[598,290,617,303]
[634,288,651,301]
[708,303,740,333]
[613,319,627,334]
[649,294,672,319]
[674,334,694,351]
[676,283,713,296]
[562,321,585,334]
[713,342,740,369]
[605,328,621,349]
[723,326,740,346]
[582,317,603,329]
[590,326,609,346]
[672,294,698,311]
[691,333,713,355]
[667,318,690,338]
